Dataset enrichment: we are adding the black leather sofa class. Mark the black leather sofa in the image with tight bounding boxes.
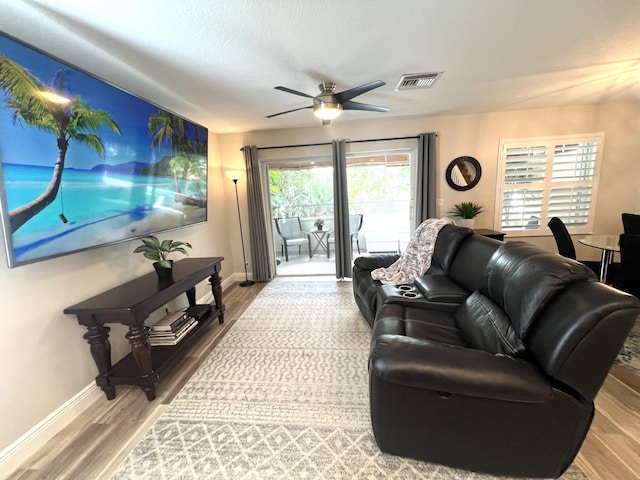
[352,225,640,478]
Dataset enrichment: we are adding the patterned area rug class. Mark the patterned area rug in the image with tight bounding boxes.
[110,279,586,480]
[615,320,640,373]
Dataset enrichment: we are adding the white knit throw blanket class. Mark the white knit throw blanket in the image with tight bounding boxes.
[371,217,455,284]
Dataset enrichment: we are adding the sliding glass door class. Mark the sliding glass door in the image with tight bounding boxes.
[265,145,414,276]
[345,150,413,257]
[268,157,336,275]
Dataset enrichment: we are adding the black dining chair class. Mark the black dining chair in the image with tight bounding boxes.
[547,217,617,281]
[622,213,640,234]
[619,234,640,298]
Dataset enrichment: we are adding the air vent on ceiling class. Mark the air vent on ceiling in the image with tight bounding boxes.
[395,72,443,91]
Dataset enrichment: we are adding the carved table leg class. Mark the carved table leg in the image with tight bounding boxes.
[83,323,115,400]
[185,286,196,307]
[126,324,158,401]
[210,271,225,323]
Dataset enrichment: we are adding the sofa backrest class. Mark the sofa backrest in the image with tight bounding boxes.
[527,281,639,400]
[427,225,473,275]
[447,234,503,293]
[478,241,640,401]
[480,241,597,339]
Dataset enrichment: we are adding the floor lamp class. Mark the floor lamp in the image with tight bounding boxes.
[228,172,255,287]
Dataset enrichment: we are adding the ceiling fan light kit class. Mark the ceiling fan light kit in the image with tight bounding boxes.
[313,103,342,120]
[268,80,388,125]
[313,82,342,120]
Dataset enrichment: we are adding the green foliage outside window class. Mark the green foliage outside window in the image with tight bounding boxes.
[269,162,411,219]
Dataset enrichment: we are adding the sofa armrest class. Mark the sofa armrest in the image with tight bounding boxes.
[369,334,551,403]
[414,275,469,304]
[353,254,400,270]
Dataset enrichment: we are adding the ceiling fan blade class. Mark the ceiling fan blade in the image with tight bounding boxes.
[274,86,315,99]
[335,80,385,103]
[342,100,389,113]
[265,105,313,118]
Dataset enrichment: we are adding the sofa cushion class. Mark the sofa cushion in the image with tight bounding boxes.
[481,241,597,339]
[373,303,467,348]
[455,291,526,356]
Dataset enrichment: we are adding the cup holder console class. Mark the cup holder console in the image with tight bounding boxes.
[401,291,419,298]
[397,284,420,297]
[379,283,423,302]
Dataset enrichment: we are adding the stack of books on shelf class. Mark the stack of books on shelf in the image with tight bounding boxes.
[148,310,198,346]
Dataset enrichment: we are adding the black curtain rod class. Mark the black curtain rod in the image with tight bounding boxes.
[254,141,331,151]
[347,135,421,145]
[239,135,424,152]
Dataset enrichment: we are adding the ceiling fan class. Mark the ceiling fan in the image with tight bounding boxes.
[266,80,389,125]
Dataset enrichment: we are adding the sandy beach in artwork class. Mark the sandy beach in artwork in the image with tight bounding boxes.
[12,203,206,264]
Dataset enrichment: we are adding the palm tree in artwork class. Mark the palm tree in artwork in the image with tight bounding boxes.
[169,155,191,196]
[148,109,186,195]
[148,109,207,205]
[184,120,207,202]
[187,154,207,202]
[0,55,121,233]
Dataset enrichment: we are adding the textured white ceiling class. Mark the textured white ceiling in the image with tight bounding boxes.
[1,0,639,133]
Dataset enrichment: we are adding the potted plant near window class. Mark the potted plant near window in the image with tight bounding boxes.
[449,201,484,229]
[314,218,325,231]
[133,235,192,278]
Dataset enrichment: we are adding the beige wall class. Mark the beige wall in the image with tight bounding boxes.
[595,102,640,226]
[219,101,640,266]
[0,130,234,453]
[2,100,639,457]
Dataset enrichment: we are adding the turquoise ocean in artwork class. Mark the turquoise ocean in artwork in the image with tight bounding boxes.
[2,163,204,263]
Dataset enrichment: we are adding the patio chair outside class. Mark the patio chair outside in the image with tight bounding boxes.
[327,214,364,257]
[274,217,312,261]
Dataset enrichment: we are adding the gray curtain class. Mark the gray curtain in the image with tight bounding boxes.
[243,145,273,282]
[332,140,351,279]
[415,132,437,225]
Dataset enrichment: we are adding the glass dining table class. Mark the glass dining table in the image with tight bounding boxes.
[578,234,620,282]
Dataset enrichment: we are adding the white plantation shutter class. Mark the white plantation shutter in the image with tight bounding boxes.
[495,134,603,235]
[500,145,546,230]
[549,187,592,225]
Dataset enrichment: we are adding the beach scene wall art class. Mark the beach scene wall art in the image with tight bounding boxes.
[0,33,208,268]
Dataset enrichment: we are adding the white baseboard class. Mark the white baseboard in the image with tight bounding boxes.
[222,273,240,290]
[198,273,236,304]
[0,279,236,479]
[223,272,253,288]
[0,382,103,479]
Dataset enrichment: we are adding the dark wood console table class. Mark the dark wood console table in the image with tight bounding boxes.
[474,228,506,241]
[64,257,225,401]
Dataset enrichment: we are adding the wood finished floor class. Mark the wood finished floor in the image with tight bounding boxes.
[6,281,640,480]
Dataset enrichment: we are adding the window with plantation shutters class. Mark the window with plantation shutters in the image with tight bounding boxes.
[495,134,603,236]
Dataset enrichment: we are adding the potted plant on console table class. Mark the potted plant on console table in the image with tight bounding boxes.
[133,235,192,278]
[449,201,484,229]
[314,218,325,231]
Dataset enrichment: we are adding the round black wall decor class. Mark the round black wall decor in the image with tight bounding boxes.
[446,156,482,191]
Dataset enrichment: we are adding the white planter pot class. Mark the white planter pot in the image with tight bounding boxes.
[456,218,475,229]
